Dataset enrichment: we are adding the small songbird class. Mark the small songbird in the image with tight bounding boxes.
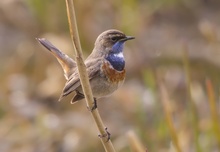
[37,29,134,109]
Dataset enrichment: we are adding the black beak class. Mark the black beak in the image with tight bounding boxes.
[120,36,135,42]
[125,36,135,41]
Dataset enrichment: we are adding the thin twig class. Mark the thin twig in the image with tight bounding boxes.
[158,82,182,152]
[183,49,202,152]
[205,79,220,150]
[127,130,146,152]
[65,0,116,151]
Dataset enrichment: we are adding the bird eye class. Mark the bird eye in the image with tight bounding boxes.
[111,37,118,42]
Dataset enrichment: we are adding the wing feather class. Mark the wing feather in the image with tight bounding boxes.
[59,58,102,101]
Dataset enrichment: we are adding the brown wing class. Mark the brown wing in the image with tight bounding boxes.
[58,58,102,101]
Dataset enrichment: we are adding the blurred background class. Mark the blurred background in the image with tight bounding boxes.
[1,0,220,151]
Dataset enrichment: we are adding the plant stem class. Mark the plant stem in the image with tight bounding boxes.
[206,79,220,150]
[65,0,116,151]
[158,82,182,152]
[183,49,202,152]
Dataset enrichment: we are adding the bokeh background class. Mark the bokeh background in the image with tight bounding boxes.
[1,0,220,151]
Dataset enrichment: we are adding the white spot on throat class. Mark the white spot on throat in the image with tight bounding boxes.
[113,52,124,59]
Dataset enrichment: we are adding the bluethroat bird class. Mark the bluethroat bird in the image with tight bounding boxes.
[37,29,134,109]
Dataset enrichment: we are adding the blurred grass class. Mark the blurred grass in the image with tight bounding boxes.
[158,82,182,152]
[206,79,220,150]
[182,49,201,152]
[1,0,220,151]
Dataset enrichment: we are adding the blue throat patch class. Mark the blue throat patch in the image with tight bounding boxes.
[106,41,125,71]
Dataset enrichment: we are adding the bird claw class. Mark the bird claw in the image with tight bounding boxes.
[98,127,111,142]
[87,98,97,111]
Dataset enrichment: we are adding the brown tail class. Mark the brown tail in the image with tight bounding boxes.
[36,38,76,80]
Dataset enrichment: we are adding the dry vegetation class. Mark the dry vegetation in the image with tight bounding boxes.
[0,0,220,151]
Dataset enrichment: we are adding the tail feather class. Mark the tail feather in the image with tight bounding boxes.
[36,38,76,80]
[71,92,85,104]
[58,90,84,103]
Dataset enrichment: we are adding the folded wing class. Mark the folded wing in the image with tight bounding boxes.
[59,58,102,102]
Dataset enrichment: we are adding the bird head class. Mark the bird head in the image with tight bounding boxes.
[92,29,135,58]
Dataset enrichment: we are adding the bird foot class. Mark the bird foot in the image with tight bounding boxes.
[87,98,97,111]
[98,127,111,142]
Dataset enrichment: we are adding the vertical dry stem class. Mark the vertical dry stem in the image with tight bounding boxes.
[65,0,115,151]
[127,131,146,152]
[182,49,201,152]
[206,79,220,150]
[158,83,182,152]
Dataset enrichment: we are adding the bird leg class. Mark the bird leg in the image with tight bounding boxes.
[87,98,97,111]
[91,98,97,111]
[98,127,111,142]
